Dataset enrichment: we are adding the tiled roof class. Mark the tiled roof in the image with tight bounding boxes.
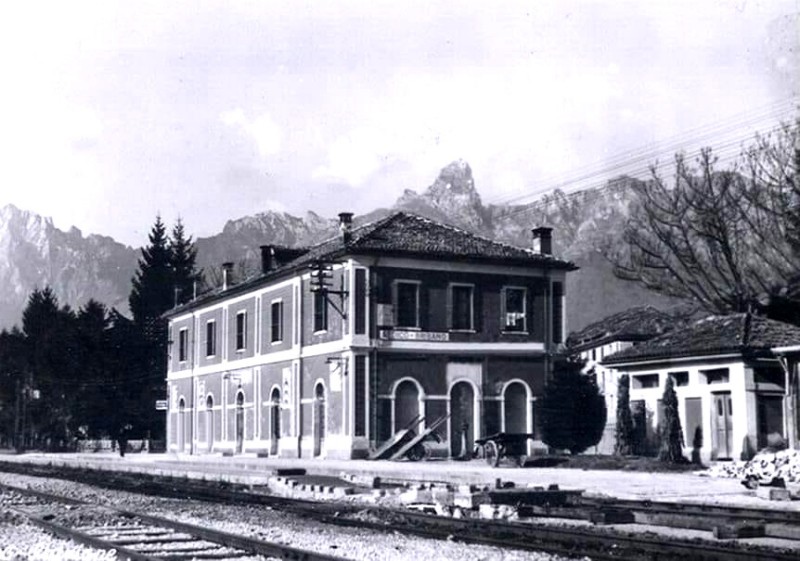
[165,211,576,317]
[566,306,676,352]
[602,313,800,364]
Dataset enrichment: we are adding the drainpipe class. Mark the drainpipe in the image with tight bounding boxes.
[776,354,798,449]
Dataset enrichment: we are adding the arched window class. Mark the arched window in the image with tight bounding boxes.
[205,395,214,453]
[270,388,281,456]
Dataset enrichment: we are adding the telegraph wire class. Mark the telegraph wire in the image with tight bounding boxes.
[494,119,793,224]
[487,96,798,209]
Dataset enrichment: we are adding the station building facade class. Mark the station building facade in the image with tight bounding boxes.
[164,212,577,459]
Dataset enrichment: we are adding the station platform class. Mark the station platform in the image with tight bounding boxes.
[1,451,799,511]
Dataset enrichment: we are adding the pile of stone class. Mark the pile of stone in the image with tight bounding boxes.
[704,449,800,483]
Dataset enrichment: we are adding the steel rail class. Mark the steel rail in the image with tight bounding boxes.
[1,482,350,561]
[2,461,800,561]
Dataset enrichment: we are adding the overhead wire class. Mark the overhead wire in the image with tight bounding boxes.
[486,96,798,211]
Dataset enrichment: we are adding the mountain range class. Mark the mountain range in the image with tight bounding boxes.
[0,161,678,332]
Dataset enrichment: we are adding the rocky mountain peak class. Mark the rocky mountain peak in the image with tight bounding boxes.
[394,160,490,233]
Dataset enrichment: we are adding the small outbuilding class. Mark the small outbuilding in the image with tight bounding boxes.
[603,313,800,462]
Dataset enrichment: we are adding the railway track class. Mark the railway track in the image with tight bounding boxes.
[2,459,800,561]
[1,483,348,561]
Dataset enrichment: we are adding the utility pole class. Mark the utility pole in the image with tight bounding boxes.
[13,378,21,452]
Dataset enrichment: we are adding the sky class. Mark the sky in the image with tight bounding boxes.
[0,0,797,247]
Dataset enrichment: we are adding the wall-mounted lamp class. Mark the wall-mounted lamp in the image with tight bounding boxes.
[325,356,349,375]
[223,372,242,386]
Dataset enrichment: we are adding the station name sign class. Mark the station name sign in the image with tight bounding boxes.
[379,329,450,342]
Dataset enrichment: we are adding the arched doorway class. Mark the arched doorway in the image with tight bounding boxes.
[504,382,527,433]
[449,382,475,458]
[313,383,326,457]
[206,396,214,453]
[270,388,281,456]
[235,390,244,454]
[177,398,186,452]
[395,380,421,432]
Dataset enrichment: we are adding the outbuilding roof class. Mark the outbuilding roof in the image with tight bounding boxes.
[602,313,800,365]
[566,306,676,352]
[165,211,577,317]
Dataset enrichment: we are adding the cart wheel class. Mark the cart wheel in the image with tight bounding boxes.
[407,444,424,462]
[484,441,500,467]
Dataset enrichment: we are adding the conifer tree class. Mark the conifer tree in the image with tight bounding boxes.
[658,375,685,462]
[129,215,173,330]
[540,357,607,454]
[170,218,201,306]
[614,374,636,455]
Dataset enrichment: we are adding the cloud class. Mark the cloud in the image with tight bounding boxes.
[221,108,282,157]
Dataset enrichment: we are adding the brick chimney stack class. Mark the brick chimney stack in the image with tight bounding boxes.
[339,212,354,244]
[222,262,234,290]
[260,245,275,274]
[532,227,553,255]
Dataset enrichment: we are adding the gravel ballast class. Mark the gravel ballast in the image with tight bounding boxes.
[0,472,582,561]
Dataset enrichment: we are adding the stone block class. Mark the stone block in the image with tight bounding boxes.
[399,489,433,504]
[756,486,791,501]
[454,492,489,509]
[479,504,517,520]
[432,488,454,506]
[713,524,766,539]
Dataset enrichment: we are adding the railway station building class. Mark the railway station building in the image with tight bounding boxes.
[603,313,800,462]
[163,211,577,459]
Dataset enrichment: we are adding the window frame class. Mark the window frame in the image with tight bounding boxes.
[501,286,527,333]
[270,299,283,344]
[205,320,216,358]
[235,310,247,351]
[449,282,475,332]
[313,290,328,333]
[178,327,188,363]
[393,279,421,329]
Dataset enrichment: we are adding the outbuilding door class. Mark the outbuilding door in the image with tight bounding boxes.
[712,392,733,459]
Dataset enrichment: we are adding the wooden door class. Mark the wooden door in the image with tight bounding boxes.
[712,392,733,459]
[450,382,475,458]
[235,392,244,454]
[314,384,326,457]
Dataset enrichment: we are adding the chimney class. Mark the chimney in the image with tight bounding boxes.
[339,212,354,244]
[532,227,553,255]
[260,245,275,274]
[222,262,234,290]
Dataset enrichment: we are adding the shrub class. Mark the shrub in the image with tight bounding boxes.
[541,357,607,454]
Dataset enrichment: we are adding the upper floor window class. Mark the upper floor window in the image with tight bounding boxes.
[450,284,474,331]
[395,281,420,328]
[178,328,188,362]
[235,311,247,351]
[502,287,527,332]
[552,282,564,344]
[271,300,283,343]
[206,320,216,357]
[313,291,328,332]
